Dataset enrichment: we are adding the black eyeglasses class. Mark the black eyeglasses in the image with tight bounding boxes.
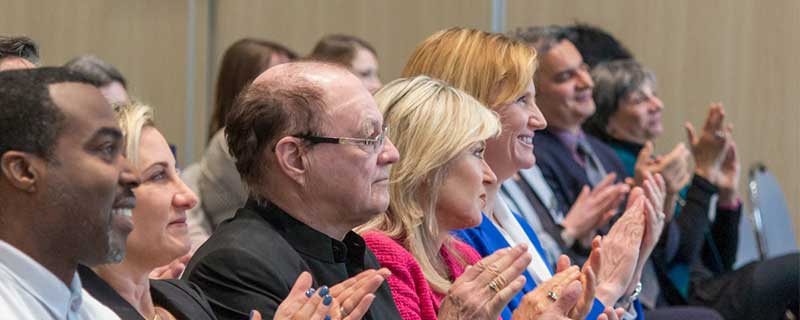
[294,124,390,154]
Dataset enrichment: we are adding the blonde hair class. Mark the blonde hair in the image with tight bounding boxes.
[115,102,154,167]
[358,76,501,293]
[402,27,537,109]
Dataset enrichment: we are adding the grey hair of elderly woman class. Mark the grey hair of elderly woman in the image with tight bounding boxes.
[583,59,657,138]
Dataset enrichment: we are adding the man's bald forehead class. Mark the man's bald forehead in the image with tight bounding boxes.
[252,61,352,86]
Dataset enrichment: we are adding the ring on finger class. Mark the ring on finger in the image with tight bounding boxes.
[340,306,349,317]
[714,130,725,139]
[493,274,507,289]
[547,290,559,301]
[488,279,501,293]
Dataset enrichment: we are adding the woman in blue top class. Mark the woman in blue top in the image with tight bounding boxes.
[402,27,669,320]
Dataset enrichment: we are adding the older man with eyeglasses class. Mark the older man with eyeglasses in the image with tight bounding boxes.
[183,61,402,320]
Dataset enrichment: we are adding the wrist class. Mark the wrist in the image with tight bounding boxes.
[560,226,578,247]
[617,282,642,310]
[718,195,741,209]
[624,268,644,297]
[596,283,625,307]
[694,167,712,180]
[666,191,679,200]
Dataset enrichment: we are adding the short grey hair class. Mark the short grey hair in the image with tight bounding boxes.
[64,55,127,88]
[584,59,657,137]
[511,25,576,55]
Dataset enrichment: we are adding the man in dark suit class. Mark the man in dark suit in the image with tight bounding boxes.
[183,61,402,320]
[517,26,628,212]
[511,26,728,320]
[506,27,632,266]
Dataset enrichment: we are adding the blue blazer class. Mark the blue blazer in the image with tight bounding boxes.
[454,213,643,319]
[533,129,628,213]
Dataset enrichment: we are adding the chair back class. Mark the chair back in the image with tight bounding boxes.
[738,163,798,267]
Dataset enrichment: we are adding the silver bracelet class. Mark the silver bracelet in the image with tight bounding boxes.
[618,282,642,307]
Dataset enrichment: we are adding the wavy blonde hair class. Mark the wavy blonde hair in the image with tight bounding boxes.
[358,76,501,293]
[115,102,154,167]
[402,27,537,109]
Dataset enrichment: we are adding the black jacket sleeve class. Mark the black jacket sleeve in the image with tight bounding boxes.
[183,248,290,320]
[673,175,719,266]
[706,203,742,272]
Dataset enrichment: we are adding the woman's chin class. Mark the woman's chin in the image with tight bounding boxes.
[165,237,192,258]
[515,155,536,171]
[464,210,484,229]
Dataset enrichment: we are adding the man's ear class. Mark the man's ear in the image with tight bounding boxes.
[0,151,42,192]
[274,136,307,185]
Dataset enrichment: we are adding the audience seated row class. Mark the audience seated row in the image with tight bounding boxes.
[0,22,797,320]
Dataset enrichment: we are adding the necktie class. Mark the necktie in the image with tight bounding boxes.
[577,141,662,308]
[576,139,607,187]
[500,179,562,265]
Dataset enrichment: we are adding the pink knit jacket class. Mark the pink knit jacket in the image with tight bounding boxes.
[362,231,482,320]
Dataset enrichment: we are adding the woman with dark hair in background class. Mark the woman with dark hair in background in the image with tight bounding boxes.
[184,38,296,250]
[208,38,297,142]
[309,34,382,93]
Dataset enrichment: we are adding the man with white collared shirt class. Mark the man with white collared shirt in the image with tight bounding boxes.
[0,241,119,319]
[0,67,140,319]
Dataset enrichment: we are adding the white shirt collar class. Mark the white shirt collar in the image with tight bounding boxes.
[0,240,84,318]
[489,198,553,284]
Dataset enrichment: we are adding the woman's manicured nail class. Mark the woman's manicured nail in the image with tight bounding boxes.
[323,294,332,306]
[318,285,329,297]
[305,288,315,297]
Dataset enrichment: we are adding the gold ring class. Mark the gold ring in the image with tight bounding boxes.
[488,280,501,293]
[547,290,559,301]
[493,274,507,289]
